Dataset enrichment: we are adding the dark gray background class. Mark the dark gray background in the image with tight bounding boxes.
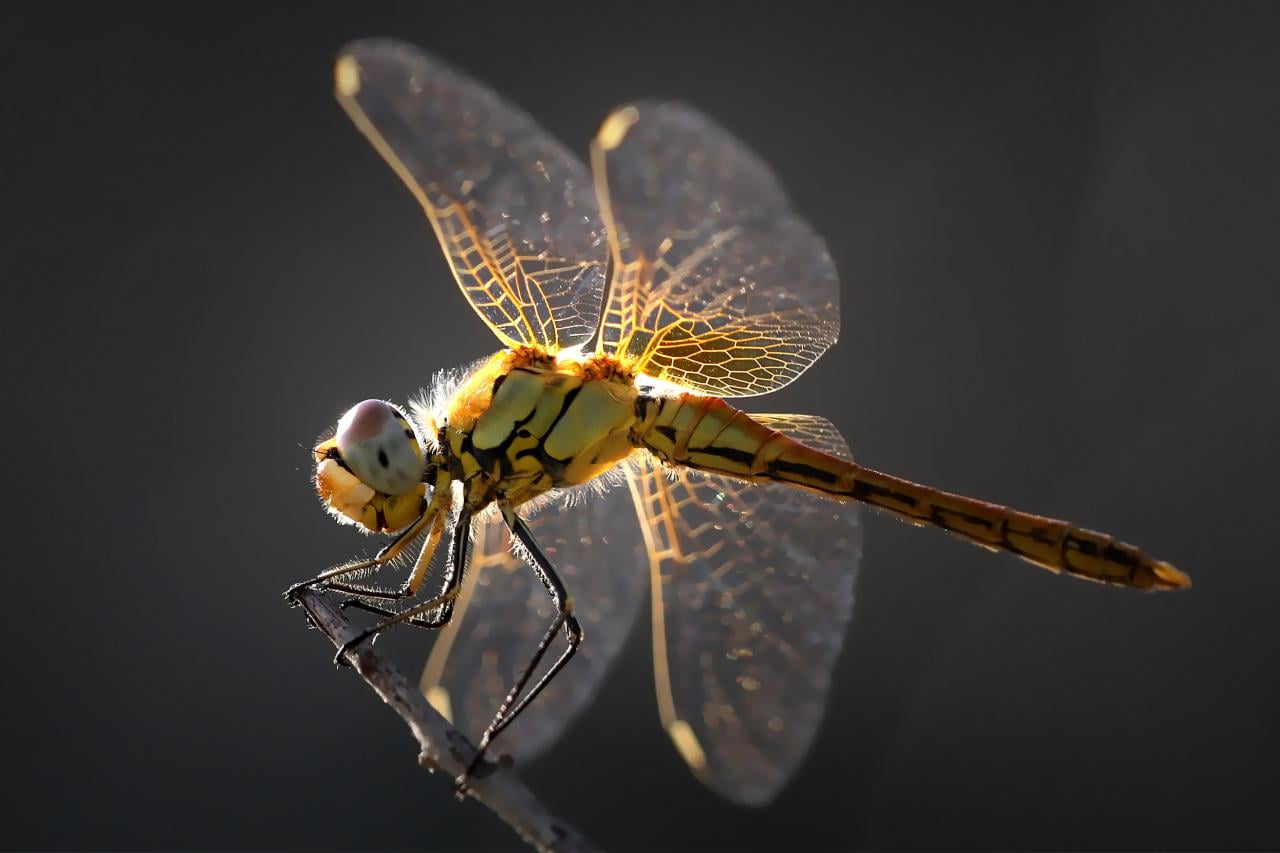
[5,2,1278,850]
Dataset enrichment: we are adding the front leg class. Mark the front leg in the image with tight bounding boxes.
[284,502,444,603]
[333,509,474,666]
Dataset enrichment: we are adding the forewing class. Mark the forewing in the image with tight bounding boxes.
[336,40,607,350]
[420,480,646,762]
[626,415,861,804]
[592,102,840,397]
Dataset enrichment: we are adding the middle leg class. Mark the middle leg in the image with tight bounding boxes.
[457,502,584,791]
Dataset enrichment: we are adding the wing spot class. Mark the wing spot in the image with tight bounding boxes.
[424,685,454,723]
[667,720,707,771]
[597,105,639,150]
[335,55,361,97]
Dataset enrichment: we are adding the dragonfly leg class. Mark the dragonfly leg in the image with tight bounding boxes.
[455,504,583,796]
[339,598,451,629]
[332,510,472,666]
[284,502,444,603]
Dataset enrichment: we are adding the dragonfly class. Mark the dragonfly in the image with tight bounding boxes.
[289,38,1191,805]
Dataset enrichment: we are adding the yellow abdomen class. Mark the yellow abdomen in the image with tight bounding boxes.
[635,393,1190,592]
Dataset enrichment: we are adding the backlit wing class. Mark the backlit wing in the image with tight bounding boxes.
[592,102,840,397]
[336,40,607,351]
[420,478,647,761]
[626,415,861,804]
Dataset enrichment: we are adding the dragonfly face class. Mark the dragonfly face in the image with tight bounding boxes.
[292,37,1188,807]
[313,399,431,533]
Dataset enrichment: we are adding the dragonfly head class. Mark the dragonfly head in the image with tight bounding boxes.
[313,399,429,533]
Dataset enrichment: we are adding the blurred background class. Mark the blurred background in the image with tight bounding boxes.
[4,1,1278,849]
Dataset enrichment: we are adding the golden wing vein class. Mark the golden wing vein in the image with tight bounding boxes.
[592,101,840,396]
[625,419,861,804]
[336,39,608,351]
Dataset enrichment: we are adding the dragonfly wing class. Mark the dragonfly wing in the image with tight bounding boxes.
[420,476,647,762]
[627,415,861,804]
[336,40,608,351]
[592,102,840,397]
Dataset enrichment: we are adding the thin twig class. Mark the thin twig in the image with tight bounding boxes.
[291,587,599,853]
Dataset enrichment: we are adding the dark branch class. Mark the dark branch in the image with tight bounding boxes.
[291,588,598,853]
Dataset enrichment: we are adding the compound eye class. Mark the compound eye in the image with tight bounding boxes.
[334,399,423,496]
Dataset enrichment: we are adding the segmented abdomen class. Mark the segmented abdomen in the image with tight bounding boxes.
[635,394,1189,591]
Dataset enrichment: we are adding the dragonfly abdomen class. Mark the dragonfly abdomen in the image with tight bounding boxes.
[840,466,1190,590]
[635,393,1190,591]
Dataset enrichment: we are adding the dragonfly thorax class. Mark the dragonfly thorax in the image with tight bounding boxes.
[440,347,643,511]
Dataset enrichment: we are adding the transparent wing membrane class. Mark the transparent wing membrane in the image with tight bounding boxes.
[420,481,647,761]
[626,415,862,804]
[592,102,840,397]
[336,40,607,350]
